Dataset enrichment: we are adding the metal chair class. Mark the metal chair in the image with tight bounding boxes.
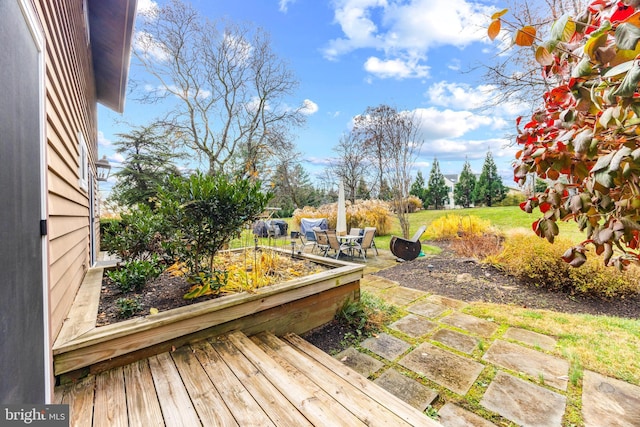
[358,227,377,259]
[325,230,351,259]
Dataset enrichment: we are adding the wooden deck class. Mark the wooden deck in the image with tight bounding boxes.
[54,331,441,426]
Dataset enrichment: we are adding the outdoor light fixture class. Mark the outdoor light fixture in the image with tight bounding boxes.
[427,264,434,274]
[291,240,296,258]
[95,155,111,182]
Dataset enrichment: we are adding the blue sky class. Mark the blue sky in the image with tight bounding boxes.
[98,0,527,194]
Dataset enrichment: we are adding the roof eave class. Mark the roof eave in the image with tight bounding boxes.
[89,0,137,113]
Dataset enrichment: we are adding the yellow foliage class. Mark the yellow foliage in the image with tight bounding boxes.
[425,214,491,241]
[485,233,640,298]
[292,199,393,235]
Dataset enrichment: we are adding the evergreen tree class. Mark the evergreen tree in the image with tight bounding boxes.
[425,158,449,209]
[410,171,427,204]
[454,159,477,208]
[109,124,182,209]
[270,161,319,216]
[356,177,370,200]
[474,151,507,207]
[378,179,393,201]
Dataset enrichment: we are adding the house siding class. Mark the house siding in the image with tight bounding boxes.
[33,0,98,340]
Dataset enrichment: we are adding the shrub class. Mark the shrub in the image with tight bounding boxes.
[450,234,504,259]
[405,195,423,213]
[158,172,271,276]
[116,297,142,319]
[425,214,491,241]
[107,257,164,293]
[486,234,640,299]
[293,199,393,235]
[101,204,167,262]
[336,291,397,343]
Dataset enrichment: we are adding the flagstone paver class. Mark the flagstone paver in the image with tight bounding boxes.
[389,314,437,338]
[425,295,467,310]
[399,342,484,395]
[334,347,384,377]
[360,332,411,361]
[482,340,569,391]
[407,301,449,318]
[440,312,498,338]
[503,327,557,352]
[480,371,566,427]
[384,286,427,305]
[432,329,478,354]
[373,368,438,411]
[437,403,498,427]
[341,260,636,426]
[582,370,640,427]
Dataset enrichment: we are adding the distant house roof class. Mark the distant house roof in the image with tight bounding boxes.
[89,0,137,113]
[444,174,458,184]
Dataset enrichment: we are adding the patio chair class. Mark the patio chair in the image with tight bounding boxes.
[325,230,351,259]
[349,227,362,239]
[314,229,330,257]
[299,230,317,253]
[363,226,379,255]
[358,227,377,260]
[389,225,426,261]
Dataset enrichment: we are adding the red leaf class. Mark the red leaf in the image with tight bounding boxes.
[539,202,552,213]
[532,219,541,235]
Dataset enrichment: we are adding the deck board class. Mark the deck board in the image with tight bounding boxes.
[55,332,439,427]
[93,367,127,427]
[148,353,202,427]
[191,339,275,426]
[226,331,368,427]
[61,377,95,427]
[253,332,412,426]
[122,360,164,427]
[171,345,238,427]
[209,338,313,427]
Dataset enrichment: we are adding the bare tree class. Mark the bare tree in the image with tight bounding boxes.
[329,132,369,202]
[479,0,586,110]
[352,105,395,197]
[134,0,304,177]
[354,105,423,238]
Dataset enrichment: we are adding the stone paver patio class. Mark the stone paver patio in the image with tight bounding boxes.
[333,267,640,427]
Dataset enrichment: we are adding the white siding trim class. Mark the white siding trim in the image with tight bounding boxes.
[17,0,51,403]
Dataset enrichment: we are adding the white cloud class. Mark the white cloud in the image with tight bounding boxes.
[301,99,319,115]
[134,31,170,62]
[110,153,125,164]
[323,0,496,79]
[279,0,297,13]
[137,0,159,18]
[98,131,111,147]
[426,81,530,118]
[414,107,499,140]
[364,56,429,79]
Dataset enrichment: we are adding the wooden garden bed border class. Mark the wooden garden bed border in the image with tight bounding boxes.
[53,249,364,377]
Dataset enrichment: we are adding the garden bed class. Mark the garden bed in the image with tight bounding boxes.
[53,249,364,379]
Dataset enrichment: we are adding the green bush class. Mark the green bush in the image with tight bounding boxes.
[107,258,164,293]
[158,172,271,276]
[486,234,640,298]
[101,204,168,262]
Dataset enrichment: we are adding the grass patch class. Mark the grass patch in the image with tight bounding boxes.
[464,303,640,385]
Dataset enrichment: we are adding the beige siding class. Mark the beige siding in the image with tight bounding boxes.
[34,0,98,341]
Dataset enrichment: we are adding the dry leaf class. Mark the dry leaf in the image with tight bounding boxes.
[515,26,536,46]
[488,19,501,41]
